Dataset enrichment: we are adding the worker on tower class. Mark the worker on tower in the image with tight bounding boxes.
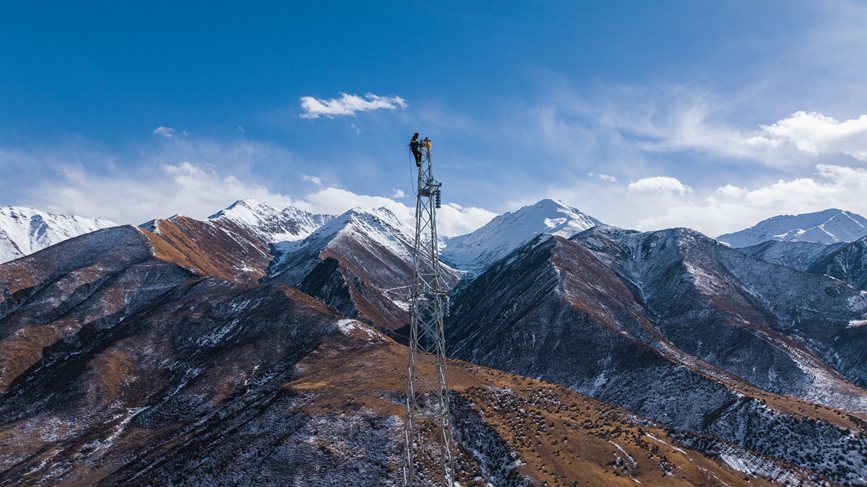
[409,132,422,167]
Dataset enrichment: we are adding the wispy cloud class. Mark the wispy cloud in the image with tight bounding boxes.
[589,173,618,183]
[299,92,407,119]
[152,126,176,138]
[36,162,297,224]
[302,174,324,185]
[528,80,867,172]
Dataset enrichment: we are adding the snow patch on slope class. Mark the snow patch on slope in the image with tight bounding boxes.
[336,319,387,341]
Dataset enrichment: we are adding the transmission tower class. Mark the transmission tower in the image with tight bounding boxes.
[403,137,455,486]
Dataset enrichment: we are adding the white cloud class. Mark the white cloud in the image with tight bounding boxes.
[747,111,867,161]
[302,174,324,185]
[391,188,406,198]
[437,203,497,237]
[632,164,867,235]
[716,184,747,197]
[298,186,409,219]
[299,92,407,119]
[35,162,297,224]
[527,81,867,170]
[628,176,690,195]
[545,164,867,237]
[152,126,176,138]
[290,186,494,237]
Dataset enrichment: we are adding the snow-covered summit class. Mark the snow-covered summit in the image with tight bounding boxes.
[718,208,867,248]
[277,206,414,261]
[441,198,600,273]
[208,198,333,243]
[0,206,117,264]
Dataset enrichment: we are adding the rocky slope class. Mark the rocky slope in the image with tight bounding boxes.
[0,206,116,264]
[140,200,333,283]
[718,209,867,247]
[808,236,867,291]
[738,240,842,272]
[446,229,867,485]
[738,237,867,291]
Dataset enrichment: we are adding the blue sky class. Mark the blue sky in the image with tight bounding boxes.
[2,1,867,236]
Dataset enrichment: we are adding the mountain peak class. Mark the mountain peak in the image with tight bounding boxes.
[302,206,410,246]
[442,198,600,273]
[209,198,277,220]
[530,197,565,207]
[208,199,332,243]
[718,208,867,247]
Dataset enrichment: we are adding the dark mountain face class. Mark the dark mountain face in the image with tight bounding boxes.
[543,228,860,408]
[446,231,867,485]
[737,238,867,292]
[737,240,841,272]
[577,227,867,395]
[808,237,867,291]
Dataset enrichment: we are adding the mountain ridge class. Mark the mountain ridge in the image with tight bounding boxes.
[0,206,117,264]
[718,208,867,247]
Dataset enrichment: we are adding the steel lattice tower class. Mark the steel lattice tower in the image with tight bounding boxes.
[403,139,455,486]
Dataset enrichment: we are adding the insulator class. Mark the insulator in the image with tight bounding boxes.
[435,190,441,208]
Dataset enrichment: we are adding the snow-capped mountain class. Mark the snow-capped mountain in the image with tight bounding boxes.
[718,208,867,247]
[269,206,416,282]
[207,198,333,243]
[268,207,459,329]
[135,200,335,283]
[441,198,599,273]
[0,206,116,263]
